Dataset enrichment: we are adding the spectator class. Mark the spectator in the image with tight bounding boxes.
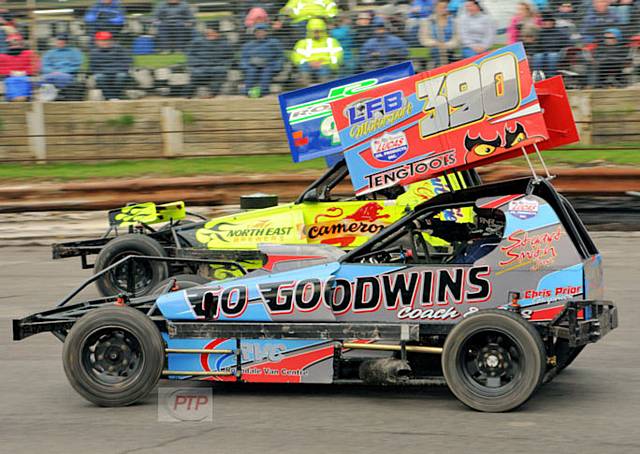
[593,27,630,86]
[186,22,230,97]
[331,13,355,75]
[244,7,270,34]
[1,13,18,54]
[292,18,343,84]
[553,1,580,37]
[240,24,283,97]
[457,0,495,59]
[580,0,620,44]
[611,0,635,26]
[407,0,435,45]
[507,2,540,44]
[0,34,39,101]
[153,0,195,53]
[531,13,570,77]
[280,0,339,24]
[84,0,126,40]
[419,0,459,66]
[353,10,375,45]
[89,31,131,100]
[360,17,409,71]
[41,35,83,93]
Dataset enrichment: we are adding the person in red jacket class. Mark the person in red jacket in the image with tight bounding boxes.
[0,34,39,101]
[0,34,39,75]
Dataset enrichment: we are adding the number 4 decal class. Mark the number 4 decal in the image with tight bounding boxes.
[416,53,520,139]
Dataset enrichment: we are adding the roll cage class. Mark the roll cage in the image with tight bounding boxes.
[343,177,599,264]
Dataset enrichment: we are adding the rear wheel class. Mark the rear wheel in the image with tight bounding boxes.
[94,234,168,297]
[442,310,546,412]
[62,306,165,407]
[151,273,210,295]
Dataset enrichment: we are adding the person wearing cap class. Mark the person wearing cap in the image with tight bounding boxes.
[186,22,231,97]
[84,0,126,40]
[41,35,83,92]
[592,27,630,87]
[0,34,39,101]
[456,0,495,58]
[153,0,195,53]
[89,31,131,100]
[360,16,408,72]
[530,12,570,78]
[280,0,338,24]
[240,24,283,98]
[292,18,343,84]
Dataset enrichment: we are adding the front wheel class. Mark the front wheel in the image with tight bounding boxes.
[442,310,546,412]
[62,306,165,407]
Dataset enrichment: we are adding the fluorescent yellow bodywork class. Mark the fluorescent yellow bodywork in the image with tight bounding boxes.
[110,201,186,227]
[195,176,471,252]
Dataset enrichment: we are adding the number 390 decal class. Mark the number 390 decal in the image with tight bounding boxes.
[416,53,520,138]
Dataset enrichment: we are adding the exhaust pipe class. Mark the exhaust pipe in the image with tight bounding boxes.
[359,358,412,385]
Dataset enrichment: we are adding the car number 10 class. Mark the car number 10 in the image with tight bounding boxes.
[416,53,520,138]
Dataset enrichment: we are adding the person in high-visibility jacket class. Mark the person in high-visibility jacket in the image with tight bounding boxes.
[292,18,343,83]
[281,0,339,24]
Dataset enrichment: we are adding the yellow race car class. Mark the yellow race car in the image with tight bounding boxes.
[52,160,478,297]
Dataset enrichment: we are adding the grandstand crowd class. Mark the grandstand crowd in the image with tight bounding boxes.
[0,0,638,101]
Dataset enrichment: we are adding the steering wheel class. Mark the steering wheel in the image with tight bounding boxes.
[411,231,430,263]
[357,246,409,264]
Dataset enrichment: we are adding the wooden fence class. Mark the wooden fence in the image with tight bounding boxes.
[0,90,637,163]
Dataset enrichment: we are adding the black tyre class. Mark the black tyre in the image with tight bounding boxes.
[62,305,165,407]
[94,234,168,297]
[151,273,210,295]
[442,310,546,412]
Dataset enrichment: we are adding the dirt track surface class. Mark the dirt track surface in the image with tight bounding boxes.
[1,233,639,454]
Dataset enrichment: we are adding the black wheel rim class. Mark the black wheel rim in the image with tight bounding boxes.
[80,326,145,385]
[108,252,153,294]
[457,329,524,396]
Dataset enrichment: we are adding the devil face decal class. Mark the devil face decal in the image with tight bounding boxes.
[464,123,528,164]
[505,122,527,148]
[464,133,502,158]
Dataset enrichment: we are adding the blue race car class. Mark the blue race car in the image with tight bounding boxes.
[13,176,617,412]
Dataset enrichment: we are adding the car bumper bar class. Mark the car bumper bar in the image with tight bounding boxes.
[550,300,618,347]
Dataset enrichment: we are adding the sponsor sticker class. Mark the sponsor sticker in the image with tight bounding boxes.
[508,197,539,220]
[371,131,409,163]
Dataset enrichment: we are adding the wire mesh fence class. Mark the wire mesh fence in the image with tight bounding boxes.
[0,1,639,163]
[0,0,638,102]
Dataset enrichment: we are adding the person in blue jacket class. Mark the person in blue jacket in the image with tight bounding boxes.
[41,34,83,90]
[84,0,126,40]
[331,13,356,76]
[580,0,620,44]
[359,16,409,71]
[240,24,283,98]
